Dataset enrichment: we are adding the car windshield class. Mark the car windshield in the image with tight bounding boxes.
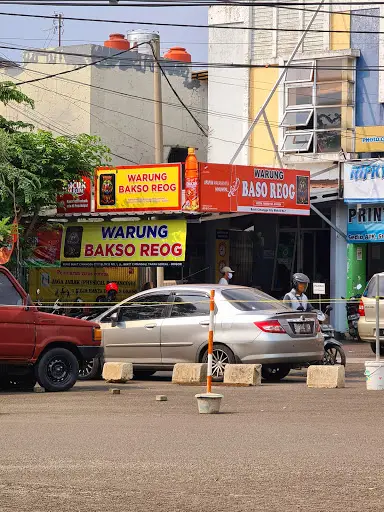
[222,288,289,312]
[365,276,384,298]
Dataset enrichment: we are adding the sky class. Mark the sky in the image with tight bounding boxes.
[0,2,208,64]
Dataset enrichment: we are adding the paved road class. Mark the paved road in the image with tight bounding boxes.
[0,342,382,512]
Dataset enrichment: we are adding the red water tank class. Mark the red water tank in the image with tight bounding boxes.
[104,33,130,51]
[163,47,191,63]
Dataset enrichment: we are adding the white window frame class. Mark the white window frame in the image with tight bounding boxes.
[281,109,313,128]
[285,60,315,84]
[282,131,313,153]
[285,83,314,109]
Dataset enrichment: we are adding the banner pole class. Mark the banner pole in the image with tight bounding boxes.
[376,274,380,362]
[207,289,215,393]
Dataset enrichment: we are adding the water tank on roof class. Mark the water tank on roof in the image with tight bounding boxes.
[104,33,130,51]
[164,47,191,63]
[127,30,159,55]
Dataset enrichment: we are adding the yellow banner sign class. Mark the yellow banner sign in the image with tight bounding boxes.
[60,220,186,267]
[95,164,181,212]
[29,267,138,304]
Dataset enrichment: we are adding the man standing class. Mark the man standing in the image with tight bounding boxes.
[218,266,235,285]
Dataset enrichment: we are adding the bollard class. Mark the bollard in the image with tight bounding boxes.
[195,290,223,414]
[376,273,380,362]
[207,289,215,393]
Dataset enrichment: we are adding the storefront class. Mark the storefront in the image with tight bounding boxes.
[344,160,384,296]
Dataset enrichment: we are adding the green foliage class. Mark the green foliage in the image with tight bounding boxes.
[4,130,111,216]
[0,82,35,133]
[0,83,111,248]
[0,217,11,245]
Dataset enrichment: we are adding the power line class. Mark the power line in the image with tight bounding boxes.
[148,41,207,137]
[10,41,149,87]
[9,104,140,164]
[7,69,367,163]
[4,8,384,35]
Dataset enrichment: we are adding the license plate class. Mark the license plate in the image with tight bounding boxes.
[348,314,360,321]
[380,329,384,336]
[292,322,313,334]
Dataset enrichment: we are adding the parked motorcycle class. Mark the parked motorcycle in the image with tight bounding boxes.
[343,296,361,341]
[315,305,346,366]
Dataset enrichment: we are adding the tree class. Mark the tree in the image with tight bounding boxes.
[0,81,35,133]
[0,82,111,276]
[1,130,110,219]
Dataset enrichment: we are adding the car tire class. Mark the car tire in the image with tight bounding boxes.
[36,348,79,392]
[133,370,157,379]
[262,364,291,382]
[370,343,384,356]
[78,357,102,381]
[202,343,236,380]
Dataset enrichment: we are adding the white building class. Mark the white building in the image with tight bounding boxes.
[207,2,384,333]
[0,32,208,166]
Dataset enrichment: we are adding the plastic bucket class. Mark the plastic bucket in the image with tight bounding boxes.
[364,361,384,390]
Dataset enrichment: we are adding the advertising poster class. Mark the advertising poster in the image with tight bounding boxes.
[215,230,230,283]
[199,163,310,216]
[95,164,181,212]
[344,161,384,203]
[347,204,384,243]
[26,224,62,267]
[60,220,187,267]
[57,177,91,214]
[28,267,138,304]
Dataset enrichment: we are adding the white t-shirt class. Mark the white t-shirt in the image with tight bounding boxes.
[218,277,229,285]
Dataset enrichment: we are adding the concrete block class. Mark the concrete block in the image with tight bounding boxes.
[109,388,121,395]
[102,362,133,383]
[156,395,168,401]
[195,393,223,414]
[172,363,207,385]
[224,364,262,386]
[307,365,345,389]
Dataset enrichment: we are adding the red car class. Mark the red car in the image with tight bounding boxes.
[0,265,101,391]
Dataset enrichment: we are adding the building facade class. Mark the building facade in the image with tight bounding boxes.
[208,2,384,332]
[0,33,208,166]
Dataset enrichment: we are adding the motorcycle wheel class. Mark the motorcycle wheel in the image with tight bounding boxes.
[323,344,346,366]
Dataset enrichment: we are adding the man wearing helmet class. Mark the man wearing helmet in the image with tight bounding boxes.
[284,273,313,311]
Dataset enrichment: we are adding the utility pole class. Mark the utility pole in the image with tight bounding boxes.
[153,35,165,287]
[54,13,63,47]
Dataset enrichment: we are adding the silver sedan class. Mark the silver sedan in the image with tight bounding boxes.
[85,284,323,381]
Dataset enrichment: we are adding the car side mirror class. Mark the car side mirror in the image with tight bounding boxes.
[24,294,33,311]
[110,311,119,326]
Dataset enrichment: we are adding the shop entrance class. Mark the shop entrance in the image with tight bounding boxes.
[272,216,330,300]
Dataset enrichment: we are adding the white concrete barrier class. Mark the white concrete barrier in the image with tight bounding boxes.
[224,364,262,386]
[307,365,345,389]
[172,363,207,384]
[102,362,133,383]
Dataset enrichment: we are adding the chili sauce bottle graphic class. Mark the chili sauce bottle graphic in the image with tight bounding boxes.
[99,174,116,206]
[184,147,199,211]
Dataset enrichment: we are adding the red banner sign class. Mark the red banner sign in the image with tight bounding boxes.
[57,177,91,214]
[199,163,310,216]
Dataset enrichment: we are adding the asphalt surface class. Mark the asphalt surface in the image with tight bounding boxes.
[0,341,383,512]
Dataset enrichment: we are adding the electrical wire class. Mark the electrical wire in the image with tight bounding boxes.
[10,104,140,164]
[10,40,149,86]
[2,8,384,35]
[148,40,208,137]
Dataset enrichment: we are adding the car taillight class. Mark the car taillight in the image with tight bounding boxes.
[254,320,286,333]
[93,327,102,343]
[358,300,365,317]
